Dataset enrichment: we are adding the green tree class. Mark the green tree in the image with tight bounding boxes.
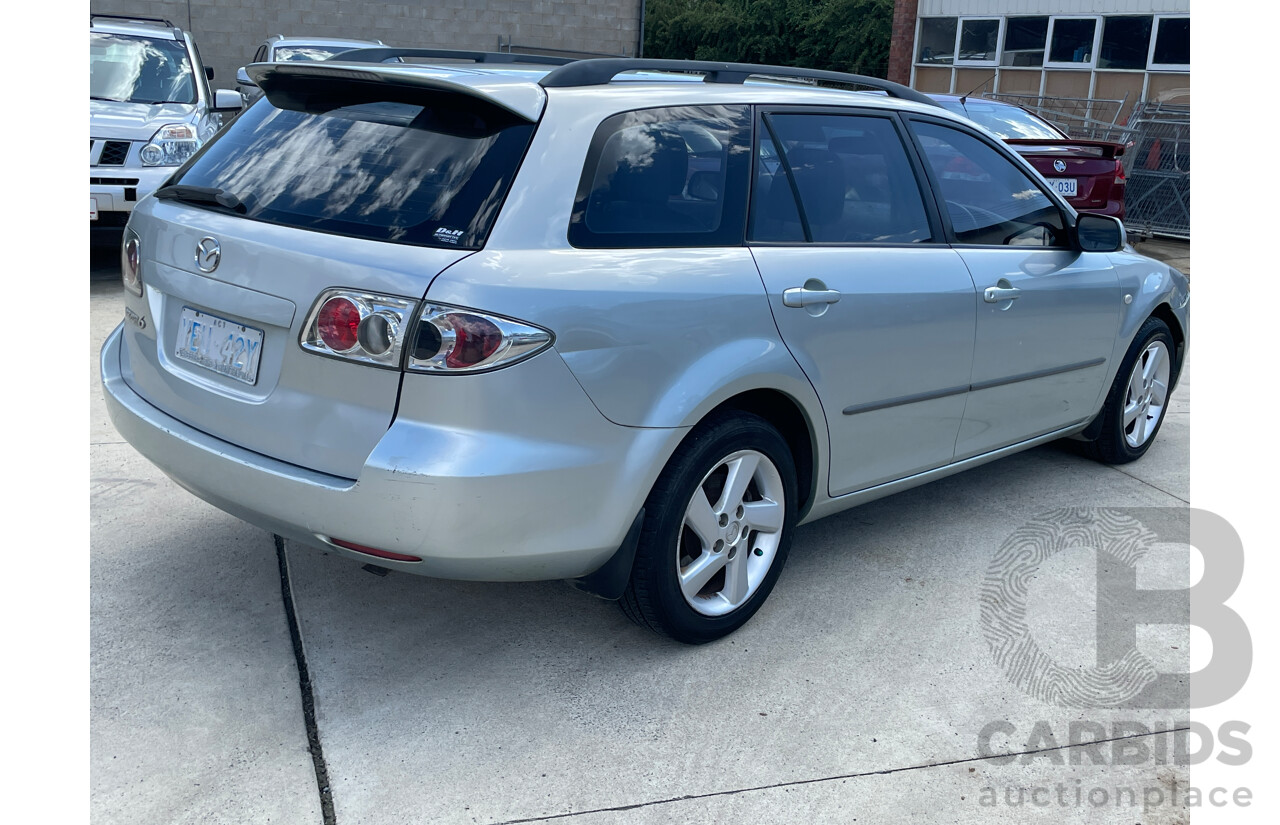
[644,0,894,77]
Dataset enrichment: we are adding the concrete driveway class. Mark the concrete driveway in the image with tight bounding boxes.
[91,257,1192,824]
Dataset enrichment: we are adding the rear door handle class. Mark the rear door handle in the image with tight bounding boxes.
[783,287,842,308]
[983,286,1022,303]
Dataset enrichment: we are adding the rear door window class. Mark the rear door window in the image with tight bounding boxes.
[750,113,934,245]
[569,105,752,248]
[169,82,535,249]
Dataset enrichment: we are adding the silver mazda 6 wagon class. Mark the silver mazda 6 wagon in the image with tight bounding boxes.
[101,53,1189,643]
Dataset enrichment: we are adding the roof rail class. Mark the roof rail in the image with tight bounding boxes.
[333,48,576,67]
[538,58,941,108]
[90,13,177,28]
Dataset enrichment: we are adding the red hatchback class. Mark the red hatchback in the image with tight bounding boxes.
[930,95,1127,220]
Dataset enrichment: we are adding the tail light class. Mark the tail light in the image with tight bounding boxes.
[1114,159,1127,188]
[301,292,553,373]
[300,289,418,368]
[121,227,142,297]
[408,304,552,373]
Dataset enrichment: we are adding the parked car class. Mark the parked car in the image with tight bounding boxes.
[90,14,243,247]
[101,55,1188,644]
[929,94,1128,220]
[235,35,389,100]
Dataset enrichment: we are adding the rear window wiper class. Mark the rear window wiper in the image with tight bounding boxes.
[154,184,247,213]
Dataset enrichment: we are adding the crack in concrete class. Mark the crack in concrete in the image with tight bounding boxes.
[276,535,337,825]
[1105,464,1190,504]
[488,728,1191,824]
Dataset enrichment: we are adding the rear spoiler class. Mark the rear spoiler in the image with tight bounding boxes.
[245,62,547,122]
[1004,138,1126,159]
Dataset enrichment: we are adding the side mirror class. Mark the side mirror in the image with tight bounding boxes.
[236,67,258,87]
[1075,213,1125,253]
[205,66,215,81]
[214,88,245,111]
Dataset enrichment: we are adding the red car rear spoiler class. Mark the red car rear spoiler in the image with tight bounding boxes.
[1005,138,1126,159]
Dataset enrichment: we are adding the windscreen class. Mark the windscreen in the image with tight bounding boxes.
[169,84,536,249]
[90,32,196,105]
[274,45,355,62]
[937,100,1063,140]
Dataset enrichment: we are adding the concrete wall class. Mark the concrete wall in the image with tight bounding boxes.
[89,1,643,93]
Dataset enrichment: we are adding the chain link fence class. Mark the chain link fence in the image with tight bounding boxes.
[1117,102,1190,240]
[981,93,1190,239]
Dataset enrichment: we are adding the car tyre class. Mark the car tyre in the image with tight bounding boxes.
[1083,317,1176,465]
[619,411,798,644]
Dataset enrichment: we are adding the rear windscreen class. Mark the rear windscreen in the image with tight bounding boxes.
[170,85,535,249]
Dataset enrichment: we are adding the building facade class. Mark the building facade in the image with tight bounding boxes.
[889,1,1189,105]
[89,1,644,96]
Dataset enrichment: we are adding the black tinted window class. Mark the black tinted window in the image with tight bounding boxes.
[1153,18,1190,65]
[569,105,752,248]
[911,120,1066,247]
[1049,18,1097,64]
[171,87,534,249]
[1002,17,1048,67]
[751,114,932,245]
[749,136,804,242]
[1099,16,1153,71]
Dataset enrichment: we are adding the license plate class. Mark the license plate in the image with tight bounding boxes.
[1048,178,1078,197]
[90,198,98,221]
[175,306,264,385]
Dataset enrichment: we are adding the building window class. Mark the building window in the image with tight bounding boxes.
[918,18,957,65]
[1099,16,1153,71]
[1047,18,1099,67]
[1001,17,1048,67]
[958,19,1000,64]
[1151,17,1190,69]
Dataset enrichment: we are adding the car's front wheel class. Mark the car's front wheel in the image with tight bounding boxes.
[1084,317,1176,464]
[620,411,798,644]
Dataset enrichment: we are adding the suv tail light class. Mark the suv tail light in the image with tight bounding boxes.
[300,289,418,368]
[121,227,142,297]
[1114,159,1127,188]
[408,304,552,373]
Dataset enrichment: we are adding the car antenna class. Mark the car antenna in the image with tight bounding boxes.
[958,74,997,107]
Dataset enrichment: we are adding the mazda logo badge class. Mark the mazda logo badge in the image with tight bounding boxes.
[196,236,221,273]
[1053,159,1067,173]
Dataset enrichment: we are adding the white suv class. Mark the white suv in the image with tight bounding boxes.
[101,52,1189,643]
[89,14,242,247]
[234,35,389,101]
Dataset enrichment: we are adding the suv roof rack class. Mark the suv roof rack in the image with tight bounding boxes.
[538,58,941,107]
[334,48,576,67]
[90,13,178,28]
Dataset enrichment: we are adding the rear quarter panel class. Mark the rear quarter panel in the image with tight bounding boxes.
[424,90,831,508]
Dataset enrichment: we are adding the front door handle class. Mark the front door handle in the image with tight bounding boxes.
[983,286,1022,303]
[783,287,842,308]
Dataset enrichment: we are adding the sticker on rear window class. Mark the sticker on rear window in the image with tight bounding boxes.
[433,227,464,245]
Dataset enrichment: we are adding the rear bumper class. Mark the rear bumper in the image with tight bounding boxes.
[1074,197,1124,220]
[101,323,684,581]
